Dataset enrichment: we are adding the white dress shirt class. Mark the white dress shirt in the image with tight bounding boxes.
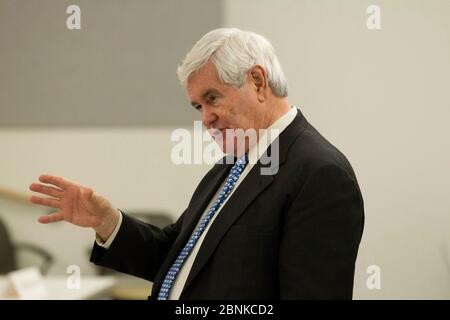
[96,106,298,299]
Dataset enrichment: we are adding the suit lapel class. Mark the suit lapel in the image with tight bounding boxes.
[181,161,275,295]
[151,159,233,298]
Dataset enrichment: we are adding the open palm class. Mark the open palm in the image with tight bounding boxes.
[29,174,115,228]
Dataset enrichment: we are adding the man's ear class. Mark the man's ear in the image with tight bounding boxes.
[249,65,268,101]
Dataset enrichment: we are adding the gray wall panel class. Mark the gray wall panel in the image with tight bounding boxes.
[0,0,222,126]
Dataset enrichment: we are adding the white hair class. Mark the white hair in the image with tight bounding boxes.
[177,28,288,97]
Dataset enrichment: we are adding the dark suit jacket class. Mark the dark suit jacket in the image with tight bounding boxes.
[90,108,364,299]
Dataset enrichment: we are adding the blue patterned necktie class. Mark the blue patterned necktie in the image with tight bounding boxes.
[157,155,248,300]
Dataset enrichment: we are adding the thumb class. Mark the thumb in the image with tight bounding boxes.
[81,187,94,202]
[82,187,110,210]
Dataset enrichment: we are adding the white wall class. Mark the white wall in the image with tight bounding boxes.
[224,0,450,299]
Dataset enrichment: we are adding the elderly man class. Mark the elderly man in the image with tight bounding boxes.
[29,28,364,299]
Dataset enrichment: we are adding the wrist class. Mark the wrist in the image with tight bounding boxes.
[95,208,120,242]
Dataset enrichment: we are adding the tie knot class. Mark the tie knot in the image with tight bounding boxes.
[234,154,248,167]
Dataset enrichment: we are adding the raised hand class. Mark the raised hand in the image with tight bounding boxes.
[29,174,119,240]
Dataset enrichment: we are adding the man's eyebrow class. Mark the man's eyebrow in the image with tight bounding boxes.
[190,88,221,107]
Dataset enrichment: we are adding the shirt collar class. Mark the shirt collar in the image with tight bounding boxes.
[247,106,298,166]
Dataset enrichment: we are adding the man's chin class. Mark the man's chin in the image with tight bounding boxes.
[215,140,234,155]
[212,133,248,157]
[219,142,247,158]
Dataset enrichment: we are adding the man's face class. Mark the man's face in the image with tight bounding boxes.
[187,61,266,155]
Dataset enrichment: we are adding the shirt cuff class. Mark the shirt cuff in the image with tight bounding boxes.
[95,210,123,249]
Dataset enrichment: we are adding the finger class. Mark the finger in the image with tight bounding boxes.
[29,183,64,199]
[30,195,61,209]
[38,174,71,191]
[38,212,64,224]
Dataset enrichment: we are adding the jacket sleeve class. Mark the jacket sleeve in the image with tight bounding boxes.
[90,210,185,282]
[279,164,364,299]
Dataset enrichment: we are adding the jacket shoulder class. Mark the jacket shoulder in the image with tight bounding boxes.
[285,123,358,181]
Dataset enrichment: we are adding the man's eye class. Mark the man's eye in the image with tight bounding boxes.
[207,96,217,103]
[195,105,202,111]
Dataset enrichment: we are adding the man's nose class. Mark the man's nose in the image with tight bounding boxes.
[201,106,218,127]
